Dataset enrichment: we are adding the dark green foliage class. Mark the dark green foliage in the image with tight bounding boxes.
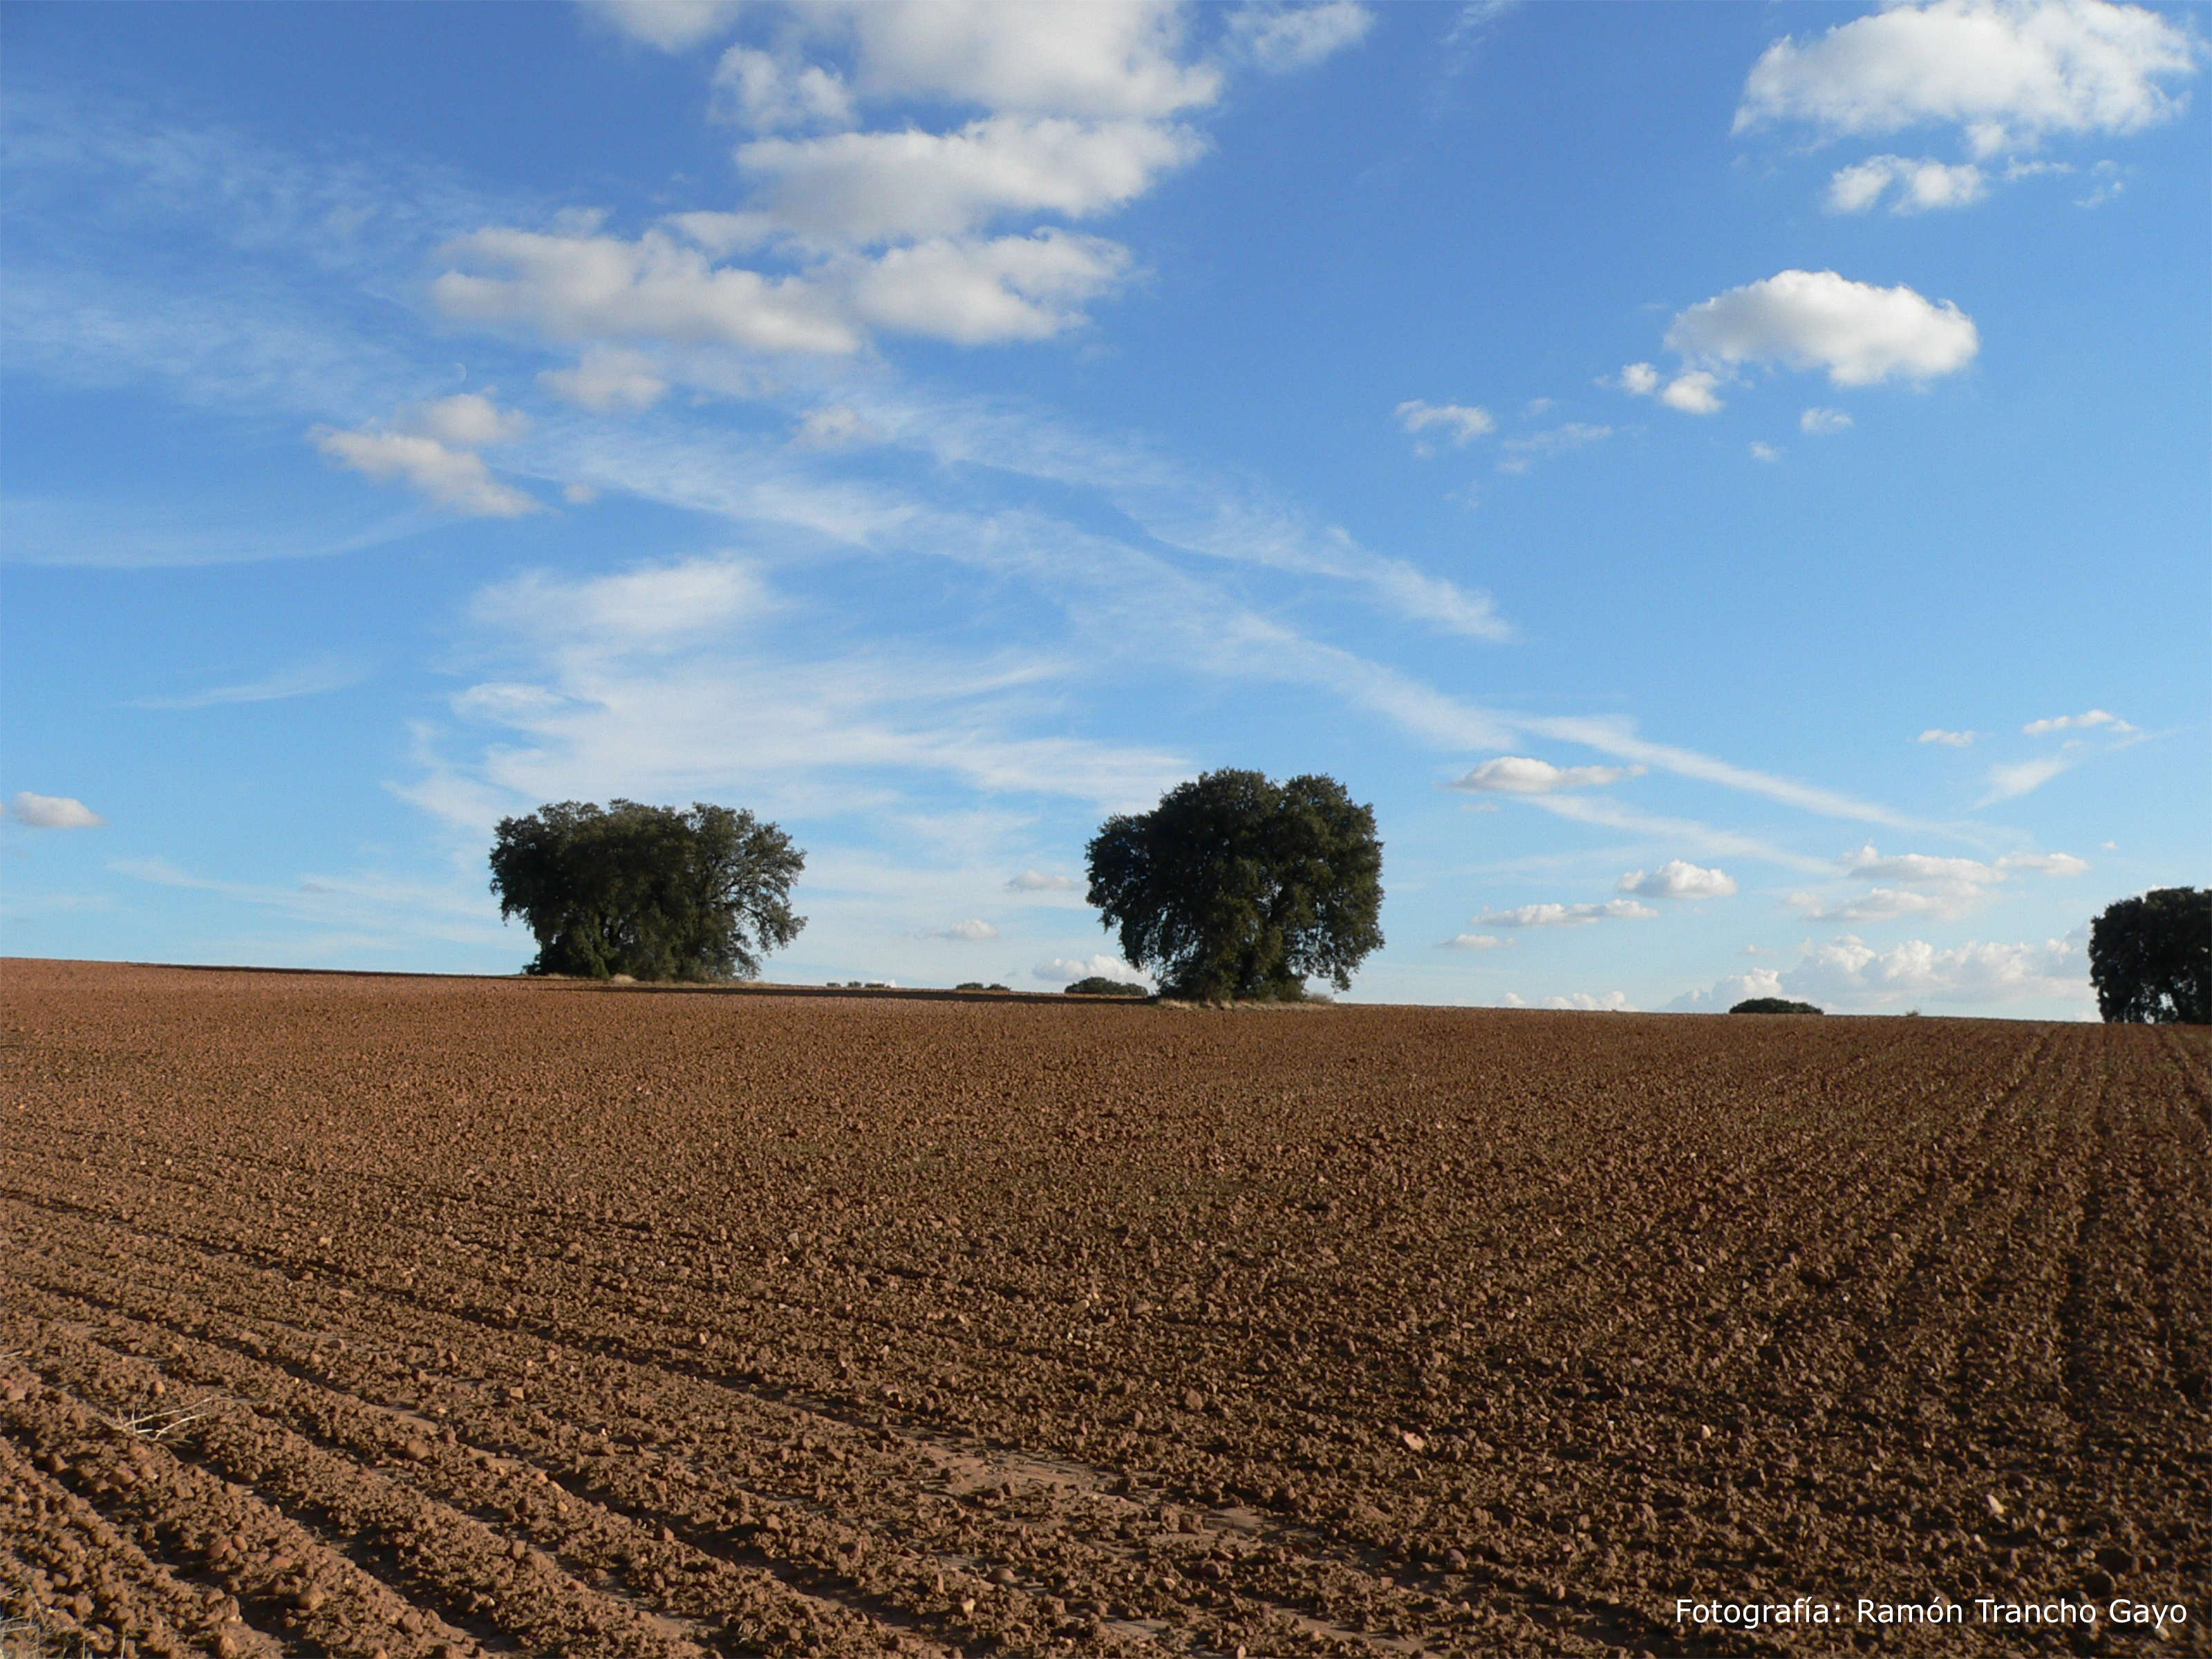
[1063,976,1147,997]
[1730,997,1824,1015]
[489,800,805,981]
[2089,887,2210,1024]
[1085,769,1384,1002]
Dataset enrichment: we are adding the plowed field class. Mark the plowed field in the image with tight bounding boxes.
[2,960,2206,1659]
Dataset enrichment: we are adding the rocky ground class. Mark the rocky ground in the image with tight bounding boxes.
[1,959,2205,1658]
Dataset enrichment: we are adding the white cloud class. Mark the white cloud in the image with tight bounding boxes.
[1618,859,1737,899]
[406,391,530,447]
[792,404,879,449]
[589,0,1223,109]
[1794,931,2090,1009]
[1981,754,2077,800]
[711,46,856,131]
[1794,884,1959,922]
[1667,968,1789,1012]
[1918,727,1976,744]
[1998,850,2091,875]
[1666,270,1979,388]
[1035,954,1150,985]
[1842,845,2001,885]
[583,0,744,52]
[564,482,599,505]
[1519,990,1633,1011]
[310,426,541,517]
[434,227,861,353]
[842,229,1133,344]
[1448,756,1633,794]
[471,554,772,648]
[1228,1,1375,71]
[1826,154,1989,212]
[1671,930,2091,1013]
[1499,422,1612,469]
[125,655,367,710]
[538,348,670,412]
[1802,406,1855,434]
[1659,371,1726,414]
[926,918,1001,941]
[1008,868,1082,891]
[1735,0,2200,157]
[1396,399,1496,446]
[1477,899,1659,928]
[1619,361,1723,413]
[8,791,106,829]
[1438,932,1511,950]
[734,116,1205,245]
[1796,841,2088,917]
[1749,440,1781,462]
[2023,706,2134,734]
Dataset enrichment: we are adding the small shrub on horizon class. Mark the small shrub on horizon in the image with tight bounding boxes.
[1730,997,1823,1015]
[1063,976,1149,997]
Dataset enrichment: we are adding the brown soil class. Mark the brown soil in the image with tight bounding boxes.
[1,959,2206,1658]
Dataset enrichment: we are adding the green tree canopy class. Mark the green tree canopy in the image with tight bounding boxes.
[1084,769,1383,1002]
[489,800,805,981]
[2088,886,2210,1024]
[1730,997,1823,1015]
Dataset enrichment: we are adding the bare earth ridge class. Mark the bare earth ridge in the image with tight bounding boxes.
[1,959,2206,1658]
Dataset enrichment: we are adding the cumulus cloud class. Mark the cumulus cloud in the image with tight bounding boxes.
[733,116,1205,245]
[1749,441,1781,462]
[1672,930,2089,1013]
[1918,727,1976,744]
[405,392,529,447]
[1795,841,2088,917]
[2000,850,2091,875]
[1665,270,1979,388]
[1618,860,1737,899]
[1477,899,1658,928]
[2023,706,2134,735]
[8,791,106,828]
[711,46,856,131]
[1035,954,1149,985]
[538,348,670,411]
[453,1,1362,359]
[1798,932,2089,1007]
[310,426,541,517]
[1506,989,1633,1011]
[841,229,1133,344]
[434,227,861,353]
[591,0,1237,128]
[1827,154,1990,212]
[1802,406,1855,434]
[925,918,1001,941]
[1447,756,1634,794]
[1228,1,1376,71]
[1618,363,1723,414]
[1396,399,1496,447]
[1008,869,1082,892]
[583,0,744,52]
[1735,0,2200,158]
[1438,932,1510,950]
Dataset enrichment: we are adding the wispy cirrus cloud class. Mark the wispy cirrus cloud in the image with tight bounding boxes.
[125,655,370,710]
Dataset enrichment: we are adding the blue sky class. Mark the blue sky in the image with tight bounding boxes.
[3,0,2204,1015]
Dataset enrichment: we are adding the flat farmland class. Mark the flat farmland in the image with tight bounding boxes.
[2,960,2206,1659]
